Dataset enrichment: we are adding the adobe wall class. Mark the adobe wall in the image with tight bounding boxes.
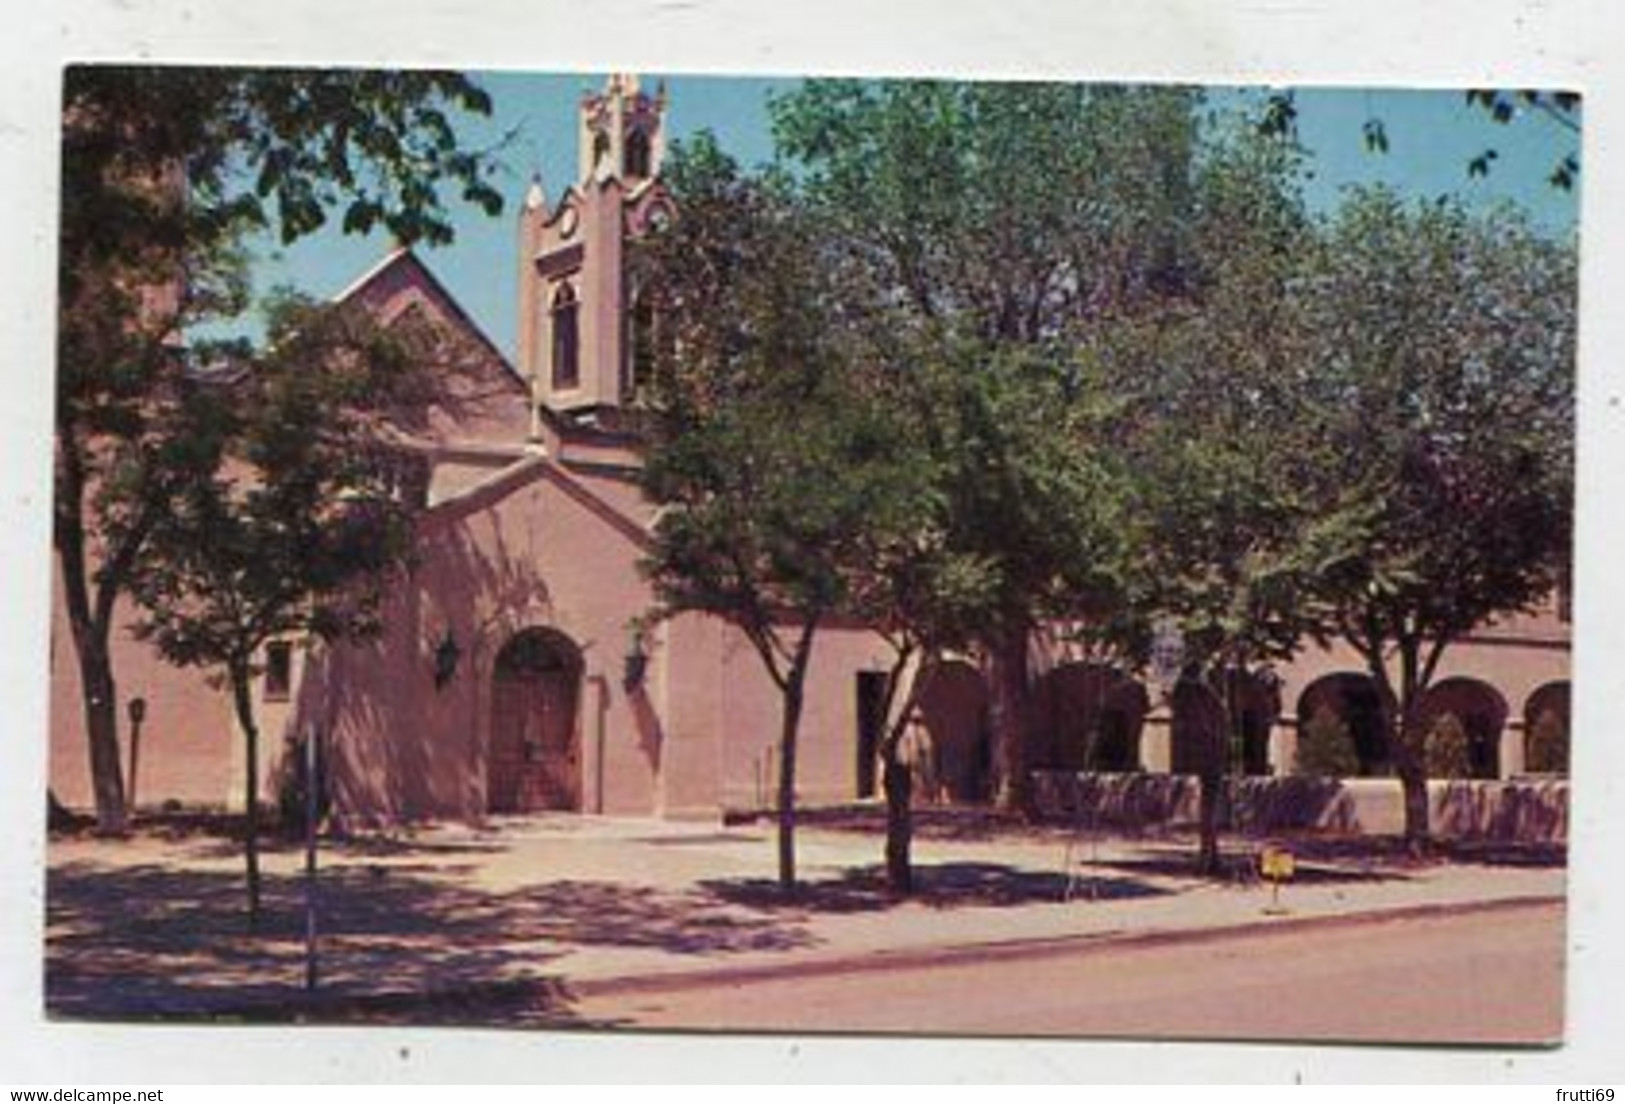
[288,458,665,825]
[1272,606,1571,777]
[1274,600,1570,721]
[49,567,238,811]
[713,623,899,814]
[654,612,725,816]
[1031,771,1569,843]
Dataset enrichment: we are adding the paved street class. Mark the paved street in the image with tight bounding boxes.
[44,811,1566,1043]
[576,901,1564,1044]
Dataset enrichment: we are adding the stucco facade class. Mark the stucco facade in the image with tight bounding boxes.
[47,75,1572,824]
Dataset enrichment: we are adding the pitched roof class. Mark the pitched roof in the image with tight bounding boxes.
[332,246,523,388]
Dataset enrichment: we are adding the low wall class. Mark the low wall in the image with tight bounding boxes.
[1030,771,1568,843]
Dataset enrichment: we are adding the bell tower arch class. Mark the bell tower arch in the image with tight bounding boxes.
[516,74,671,426]
[578,72,667,187]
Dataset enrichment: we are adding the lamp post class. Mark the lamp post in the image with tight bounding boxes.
[126,697,147,817]
[304,726,321,993]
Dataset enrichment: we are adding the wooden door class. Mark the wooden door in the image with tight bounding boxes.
[489,631,581,813]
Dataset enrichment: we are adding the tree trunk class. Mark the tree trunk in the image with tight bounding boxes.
[55,431,130,834]
[77,643,128,836]
[988,628,1032,816]
[229,662,264,921]
[48,788,78,832]
[1196,770,1222,876]
[1395,711,1432,854]
[775,677,806,892]
[1174,676,1226,877]
[1394,643,1432,855]
[875,648,926,899]
[882,746,914,896]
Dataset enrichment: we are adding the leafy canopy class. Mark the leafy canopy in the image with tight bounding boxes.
[131,296,428,672]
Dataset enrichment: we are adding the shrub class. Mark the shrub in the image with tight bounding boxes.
[1295,704,1361,777]
[1425,711,1473,779]
[1525,707,1569,774]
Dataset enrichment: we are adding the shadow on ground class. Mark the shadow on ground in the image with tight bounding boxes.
[799,806,1567,874]
[1086,852,1405,886]
[1438,840,1567,868]
[46,853,815,1025]
[702,861,1172,915]
[1255,834,1567,871]
[791,805,1115,844]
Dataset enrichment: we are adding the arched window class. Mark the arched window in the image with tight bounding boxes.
[551,283,579,390]
[625,129,651,179]
[591,130,611,172]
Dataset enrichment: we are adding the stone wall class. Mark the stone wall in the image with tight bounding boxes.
[1031,771,1568,843]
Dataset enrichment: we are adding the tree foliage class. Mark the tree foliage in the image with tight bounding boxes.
[1101,126,1339,668]
[1086,124,1361,871]
[770,79,1204,812]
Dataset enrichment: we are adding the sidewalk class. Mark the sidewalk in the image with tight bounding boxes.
[43,811,1566,1024]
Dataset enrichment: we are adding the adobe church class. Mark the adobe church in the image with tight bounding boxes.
[49,75,1573,825]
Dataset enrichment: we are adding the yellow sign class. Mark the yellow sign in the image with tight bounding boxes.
[1260,847,1296,882]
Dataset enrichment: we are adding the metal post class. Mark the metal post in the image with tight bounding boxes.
[126,697,147,817]
[127,720,142,815]
[303,728,320,993]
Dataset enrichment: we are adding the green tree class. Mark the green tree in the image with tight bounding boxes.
[1301,189,1575,849]
[818,354,969,897]
[843,337,1124,893]
[130,297,425,919]
[1093,126,1353,872]
[56,65,503,832]
[635,137,914,891]
[770,78,1204,813]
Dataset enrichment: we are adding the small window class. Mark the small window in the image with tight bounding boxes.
[265,641,293,701]
[551,283,580,391]
[625,129,651,179]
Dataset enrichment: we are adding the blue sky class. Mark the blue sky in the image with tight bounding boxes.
[244,73,1581,362]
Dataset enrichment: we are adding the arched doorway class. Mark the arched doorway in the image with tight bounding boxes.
[1214,669,1281,776]
[1523,681,1570,775]
[1417,677,1506,780]
[911,660,991,804]
[1032,663,1148,772]
[489,627,584,813]
[1295,673,1395,777]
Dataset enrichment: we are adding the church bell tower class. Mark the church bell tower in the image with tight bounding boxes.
[517,74,671,428]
